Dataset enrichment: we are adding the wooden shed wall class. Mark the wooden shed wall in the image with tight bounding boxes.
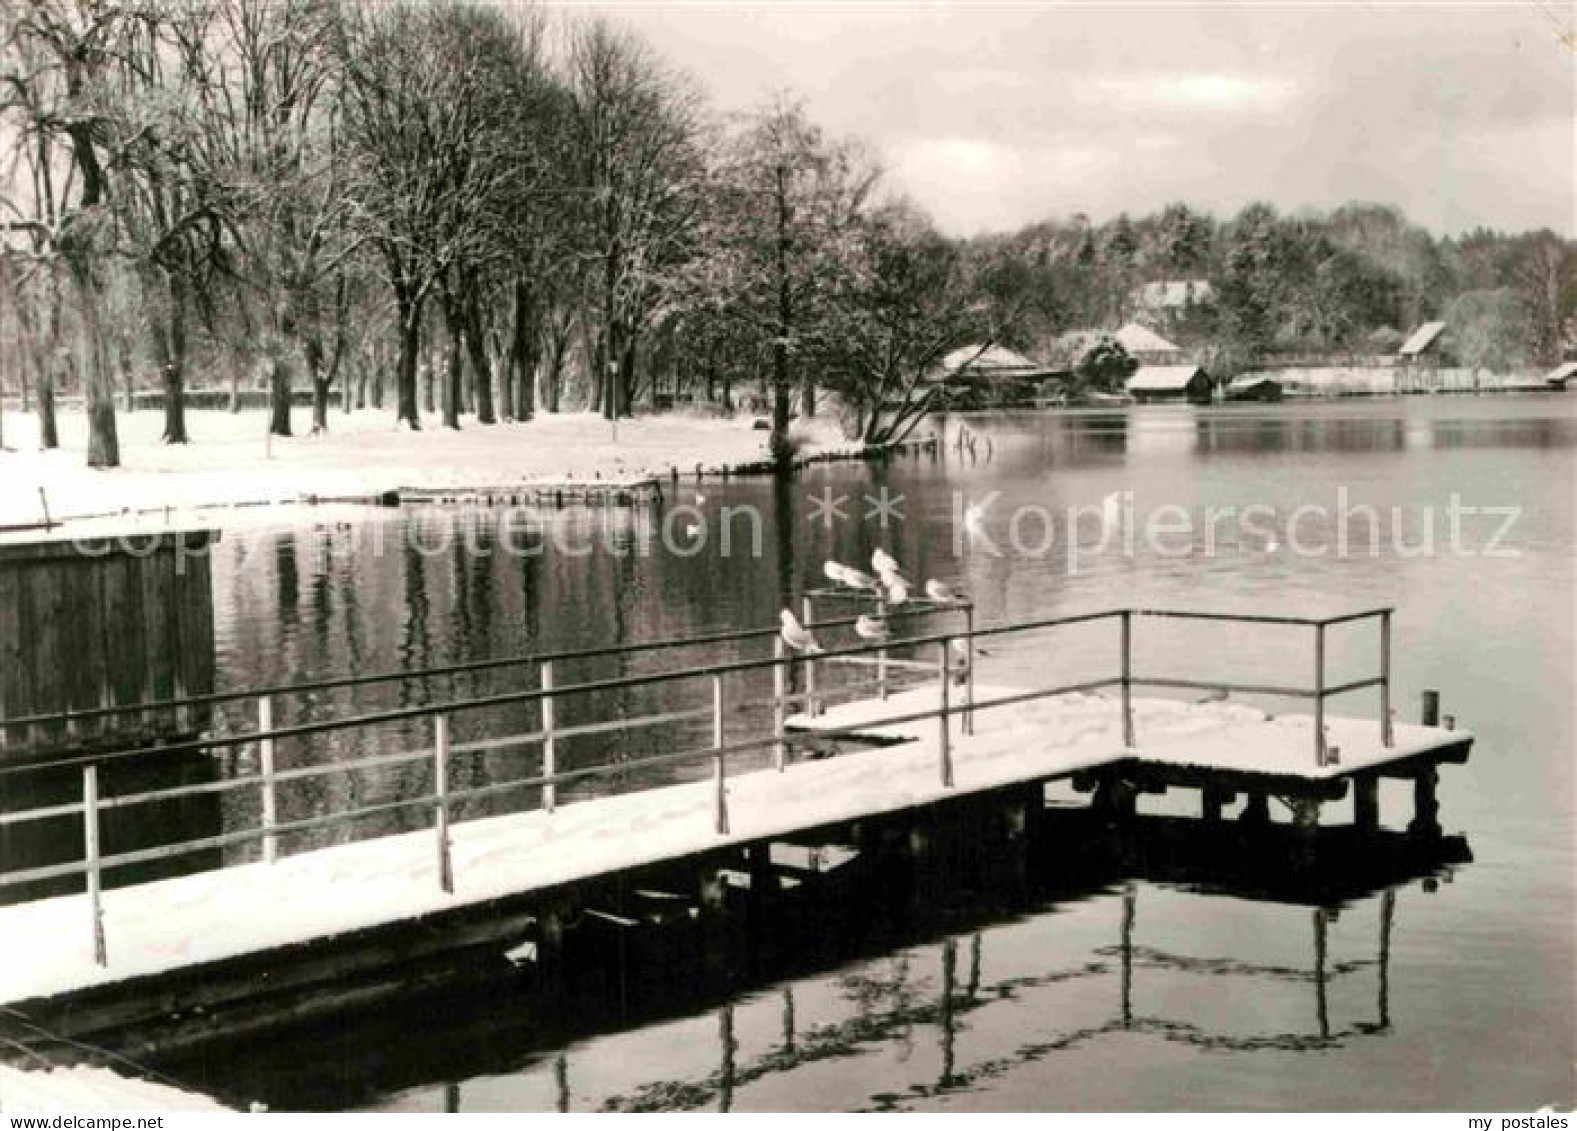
[0,531,218,759]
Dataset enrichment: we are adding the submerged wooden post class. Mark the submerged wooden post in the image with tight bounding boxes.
[1120,611,1135,748]
[1354,773,1380,831]
[937,640,953,788]
[801,595,818,717]
[1408,766,1441,839]
[962,603,976,736]
[1420,689,1440,727]
[259,695,279,864]
[1313,623,1327,766]
[83,765,106,967]
[773,637,787,771]
[541,661,556,814]
[712,674,729,835]
[1379,611,1394,747]
[435,715,454,894]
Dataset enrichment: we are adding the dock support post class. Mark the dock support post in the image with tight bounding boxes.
[1314,623,1328,766]
[746,842,778,901]
[83,765,106,967]
[1354,774,1380,831]
[258,695,278,864]
[712,675,728,835]
[1421,689,1440,727]
[698,868,729,975]
[773,638,788,771]
[1408,766,1441,839]
[963,604,975,736]
[541,662,556,813]
[1120,611,1135,748]
[937,641,953,788]
[802,596,818,717]
[1379,611,1394,747]
[1240,792,1270,827]
[435,715,454,894]
[1201,785,1232,824]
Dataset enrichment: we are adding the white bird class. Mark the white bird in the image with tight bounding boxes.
[840,566,880,592]
[964,502,987,532]
[823,560,850,585]
[1265,537,1280,552]
[882,575,910,606]
[695,493,706,506]
[925,579,968,605]
[871,548,902,577]
[684,521,701,539]
[780,609,822,652]
[854,614,890,643]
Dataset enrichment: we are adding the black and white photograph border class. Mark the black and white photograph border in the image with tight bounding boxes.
[0,0,1572,1119]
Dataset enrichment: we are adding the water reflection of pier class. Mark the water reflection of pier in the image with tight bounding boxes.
[135,820,1464,1112]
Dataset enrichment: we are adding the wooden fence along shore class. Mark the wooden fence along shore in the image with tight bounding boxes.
[0,598,1472,1051]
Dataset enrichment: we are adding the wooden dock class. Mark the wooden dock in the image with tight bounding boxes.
[0,602,1473,1054]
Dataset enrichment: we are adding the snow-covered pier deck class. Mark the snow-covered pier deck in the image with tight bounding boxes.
[0,602,1472,1052]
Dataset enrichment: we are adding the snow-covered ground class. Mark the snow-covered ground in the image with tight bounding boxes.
[0,406,855,529]
[0,688,1467,1006]
[0,1064,228,1112]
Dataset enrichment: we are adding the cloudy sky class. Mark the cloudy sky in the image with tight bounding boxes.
[589,1,1575,238]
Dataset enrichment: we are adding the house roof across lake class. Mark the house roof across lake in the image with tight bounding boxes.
[1114,322,1181,356]
[1127,363,1206,393]
[1133,279,1215,309]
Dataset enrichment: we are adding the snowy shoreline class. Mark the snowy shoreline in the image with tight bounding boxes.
[0,407,915,534]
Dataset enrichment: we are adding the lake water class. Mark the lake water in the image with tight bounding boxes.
[27,396,1577,1110]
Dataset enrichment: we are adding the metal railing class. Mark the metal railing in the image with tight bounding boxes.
[0,603,1396,969]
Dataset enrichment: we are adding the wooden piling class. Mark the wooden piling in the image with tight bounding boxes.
[1408,766,1441,839]
[1120,610,1135,748]
[1421,689,1440,727]
[1201,785,1232,823]
[1353,774,1380,831]
[1314,623,1328,766]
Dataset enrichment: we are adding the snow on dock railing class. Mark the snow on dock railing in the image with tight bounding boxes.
[0,603,1398,970]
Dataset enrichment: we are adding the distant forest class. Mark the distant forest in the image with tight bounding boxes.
[965,201,1574,378]
[2,1,1572,468]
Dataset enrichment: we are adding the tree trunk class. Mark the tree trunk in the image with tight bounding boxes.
[159,276,189,444]
[72,267,119,469]
[268,353,293,438]
[442,297,463,430]
[394,297,422,429]
[462,286,496,425]
[118,334,134,412]
[507,278,536,422]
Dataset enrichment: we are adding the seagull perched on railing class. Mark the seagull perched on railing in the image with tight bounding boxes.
[854,614,890,643]
[882,573,910,606]
[840,566,880,592]
[871,548,903,578]
[780,609,822,653]
[925,579,968,605]
[823,560,849,586]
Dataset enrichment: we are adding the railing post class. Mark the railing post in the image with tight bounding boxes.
[773,637,787,771]
[1314,623,1328,767]
[938,639,953,788]
[802,595,818,717]
[712,674,729,835]
[83,765,107,967]
[1120,611,1135,749]
[541,661,556,814]
[435,715,454,894]
[258,695,278,864]
[1379,611,1393,747]
[963,603,976,737]
[876,597,889,700]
